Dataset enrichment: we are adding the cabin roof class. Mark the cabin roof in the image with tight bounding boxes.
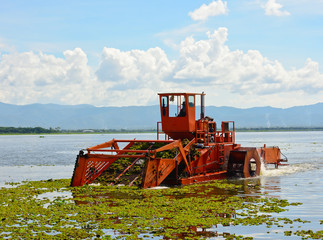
[158,92,205,96]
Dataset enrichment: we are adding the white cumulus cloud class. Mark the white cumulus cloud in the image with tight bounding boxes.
[0,28,322,108]
[263,0,290,16]
[189,0,228,21]
[0,48,95,105]
[96,47,174,88]
[172,28,323,99]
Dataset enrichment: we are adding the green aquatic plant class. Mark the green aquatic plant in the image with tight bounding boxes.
[93,139,192,187]
[0,178,315,239]
[294,229,323,239]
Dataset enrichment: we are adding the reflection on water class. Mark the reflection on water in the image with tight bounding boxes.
[260,177,282,196]
[168,226,236,239]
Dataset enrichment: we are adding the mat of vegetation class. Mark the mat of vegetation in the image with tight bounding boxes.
[1,179,322,239]
[93,139,192,187]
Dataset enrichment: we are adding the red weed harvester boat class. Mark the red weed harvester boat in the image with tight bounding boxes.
[71,92,287,188]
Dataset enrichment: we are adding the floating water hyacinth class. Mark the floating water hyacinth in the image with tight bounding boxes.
[0,179,322,239]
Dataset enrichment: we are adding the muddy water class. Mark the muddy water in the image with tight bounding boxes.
[0,131,322,239]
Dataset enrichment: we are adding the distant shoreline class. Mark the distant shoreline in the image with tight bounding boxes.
[236,127,323,132]
[1,126,323,135]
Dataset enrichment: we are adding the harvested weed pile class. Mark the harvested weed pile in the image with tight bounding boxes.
[93,140,187,186]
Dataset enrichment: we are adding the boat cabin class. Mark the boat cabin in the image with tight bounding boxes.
[158,92,235,145]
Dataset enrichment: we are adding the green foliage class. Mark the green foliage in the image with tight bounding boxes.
[0,127,157,134]
[0,126,59,134]
[294,230,323,239]
[94,139,193,187]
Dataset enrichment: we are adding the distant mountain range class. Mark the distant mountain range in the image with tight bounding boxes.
[1,102,323,130]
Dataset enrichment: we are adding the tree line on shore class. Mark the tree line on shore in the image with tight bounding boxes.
[0,127,153,134]
[1,126,323,134]
[0,127,60,134]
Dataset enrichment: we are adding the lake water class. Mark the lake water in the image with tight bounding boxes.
[0,132,322,239]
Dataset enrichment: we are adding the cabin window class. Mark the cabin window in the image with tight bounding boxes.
[161,96,168,108]
[161,96,168,116]
[188,95,194,107]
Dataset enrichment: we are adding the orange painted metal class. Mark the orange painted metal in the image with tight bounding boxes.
[71,92,288,188]
[179,170,227,185]
[142,139,195,188]
[257,145,288,168]
[71,138,194,187]
[159,93,201,140]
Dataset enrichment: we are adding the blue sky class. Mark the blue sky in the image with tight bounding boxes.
[0,0,322,108]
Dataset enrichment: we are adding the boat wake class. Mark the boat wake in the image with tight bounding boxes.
[260,162,316,177]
